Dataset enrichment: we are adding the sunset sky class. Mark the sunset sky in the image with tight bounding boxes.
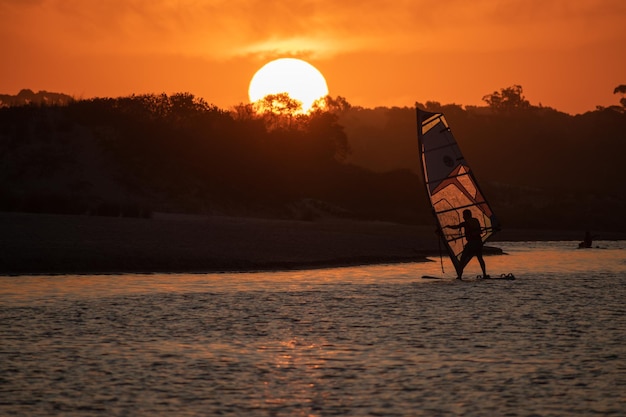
[2,0,625,114]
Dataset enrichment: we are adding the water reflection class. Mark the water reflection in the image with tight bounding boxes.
[1,241,626,416]
[1,241,625,306]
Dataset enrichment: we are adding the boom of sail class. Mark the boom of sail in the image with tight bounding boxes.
[416,108,500,276]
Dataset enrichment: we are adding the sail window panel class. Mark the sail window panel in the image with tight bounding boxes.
[447,239,465,261]
[422,130,459,154]
[423,146,464,193]
[432,183,494,253]
[456,167,478,199]
[432,183,474,218]
[432,182,474,258]
[434,193,465,260]
[421,113,448,136]
[422,118,440,135]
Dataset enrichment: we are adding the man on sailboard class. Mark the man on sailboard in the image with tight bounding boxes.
[578,231,596,248]
[445,209,488,280]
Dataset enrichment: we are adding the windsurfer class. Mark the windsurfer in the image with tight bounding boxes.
[445,209,488,280]
[579,231,596,248]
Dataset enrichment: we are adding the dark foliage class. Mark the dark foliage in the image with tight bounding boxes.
[338,101,626,231]
[0,89,74,107]
[1,91,625,231]
[0,93,423,222]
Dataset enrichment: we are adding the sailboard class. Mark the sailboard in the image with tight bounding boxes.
[416,107,503,279]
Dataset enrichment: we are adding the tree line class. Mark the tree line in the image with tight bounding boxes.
[0,93,422,222]
[337,85,626,230]
[1,86,625,231]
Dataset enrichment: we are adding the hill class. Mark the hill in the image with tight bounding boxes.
[0,89,74,107]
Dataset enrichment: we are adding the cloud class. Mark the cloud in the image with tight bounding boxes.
[2,0,624,60]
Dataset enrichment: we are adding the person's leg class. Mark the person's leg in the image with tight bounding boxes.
[458,251,473,279]
[477,254,487,277]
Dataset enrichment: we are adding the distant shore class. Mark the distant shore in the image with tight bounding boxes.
[1,212,624,276]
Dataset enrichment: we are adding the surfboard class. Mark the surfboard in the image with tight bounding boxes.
[422,273,515,281]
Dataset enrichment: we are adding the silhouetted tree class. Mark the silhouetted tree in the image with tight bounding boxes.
[252,93,303,130]
[482,85,530,112]
[3,91,626,229]
[614,84,626,111]
[230,102,257,121]
[0,89,74,107]
[256,93,302,115]
[304,111,350,162]
[311,95,352,115]
[614,85,626,94]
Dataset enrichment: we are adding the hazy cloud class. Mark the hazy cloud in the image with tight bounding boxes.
[2,0,624,60]
[1,0,624,113]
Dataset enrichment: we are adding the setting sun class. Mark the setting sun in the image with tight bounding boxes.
[248,58,329,113]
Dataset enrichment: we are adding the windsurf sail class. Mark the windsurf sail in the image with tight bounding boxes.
[416,108,500,276]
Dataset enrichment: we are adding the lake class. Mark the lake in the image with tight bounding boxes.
[1,241,625,416]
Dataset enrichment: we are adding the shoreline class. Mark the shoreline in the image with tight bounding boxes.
[2,212,624,276]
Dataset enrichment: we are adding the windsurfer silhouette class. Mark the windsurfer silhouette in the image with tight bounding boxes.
[579,231,596,248]
[445,209,488,280]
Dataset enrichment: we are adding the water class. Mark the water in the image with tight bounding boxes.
[1,241,626,416]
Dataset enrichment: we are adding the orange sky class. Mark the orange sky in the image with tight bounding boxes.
[1,0,625,114]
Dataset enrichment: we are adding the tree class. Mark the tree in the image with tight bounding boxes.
[614,85,626,94]
[311,95,352,114]
[304,111,351,162]
[252,93,303,130]
[253,93,302,116]
[614,84,626,111]
[482,85,530,111]
[230,102,257,121]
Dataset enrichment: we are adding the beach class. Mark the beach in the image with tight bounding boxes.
[1,212,624,275]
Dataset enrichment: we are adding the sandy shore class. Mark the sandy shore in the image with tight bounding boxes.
[1,212,624,275]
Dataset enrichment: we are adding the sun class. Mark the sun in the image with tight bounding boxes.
[248,58,329,114]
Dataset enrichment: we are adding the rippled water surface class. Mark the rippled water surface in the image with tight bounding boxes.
[2,241,626,416]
